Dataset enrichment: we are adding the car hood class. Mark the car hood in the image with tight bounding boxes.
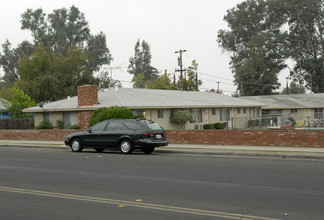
[66,131,88,139]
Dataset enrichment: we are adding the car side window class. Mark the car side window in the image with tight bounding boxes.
[124,122,143,130]
[106,121,123,131]
[90,121,107,131]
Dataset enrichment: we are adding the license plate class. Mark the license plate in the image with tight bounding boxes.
[155,134,162,139]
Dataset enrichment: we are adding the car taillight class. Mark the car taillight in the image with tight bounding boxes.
[143,132,155,137]
[163,133,166,137]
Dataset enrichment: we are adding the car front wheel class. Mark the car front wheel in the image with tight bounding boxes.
[119,139,133,154]
[71,138,83,152]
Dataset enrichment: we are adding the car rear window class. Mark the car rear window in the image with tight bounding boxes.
[146,122,163,131]
[124,122,143,130]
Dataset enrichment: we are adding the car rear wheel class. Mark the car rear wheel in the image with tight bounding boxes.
[95,148,104,153]
[142,146,155,154]
[119,139,133,154]
[71,138,83,152]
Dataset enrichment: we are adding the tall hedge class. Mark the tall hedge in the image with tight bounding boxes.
[89,106,133,127]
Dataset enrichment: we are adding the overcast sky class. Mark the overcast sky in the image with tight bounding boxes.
[0,0,289,95]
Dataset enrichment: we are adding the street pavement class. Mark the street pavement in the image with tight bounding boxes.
[1,140,324,159]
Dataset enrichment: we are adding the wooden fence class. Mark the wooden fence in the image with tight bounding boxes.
[0,119,33,129]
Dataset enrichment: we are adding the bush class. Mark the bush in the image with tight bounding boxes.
[203,122,225,130]
[70,124,79,129]
[89,106,134,127]
[56,120,64,129]
[203,124,214,129]
[35,120,52,129]
[248,119,259,127]
[214,122,225,129]
[170,110,193,130]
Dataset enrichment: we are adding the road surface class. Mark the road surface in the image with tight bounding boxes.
[0,146,324,219]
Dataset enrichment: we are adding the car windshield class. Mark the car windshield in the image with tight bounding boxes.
[146,122,163,131]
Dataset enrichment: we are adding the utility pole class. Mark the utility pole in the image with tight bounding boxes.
[240,82,244,96]
[216,81,220,93]
[175,49,186,91]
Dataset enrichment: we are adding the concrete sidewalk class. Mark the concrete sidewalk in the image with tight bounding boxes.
[0,140,324,159]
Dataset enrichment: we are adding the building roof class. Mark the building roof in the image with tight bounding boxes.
[239,93,324,109]
[23,87,263,113]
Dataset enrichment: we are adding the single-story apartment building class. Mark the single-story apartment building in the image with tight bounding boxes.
[23,85,264,130]
[240,93,324,127]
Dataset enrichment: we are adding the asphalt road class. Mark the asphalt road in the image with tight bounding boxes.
[0,146,324,220]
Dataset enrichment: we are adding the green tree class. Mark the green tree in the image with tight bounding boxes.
[148,70,177,90]
[281,81,306,94]
[1,6,112,92]
[217,0,288,95]
[128,39,158,88]
[182,60,202,91]
[170,110,193,130]
[97,69,121,89]
[1,83,35,118]
[285,0,324,93]
[0,40,34,85]
[18,44,91,102]
[89,106,134,127]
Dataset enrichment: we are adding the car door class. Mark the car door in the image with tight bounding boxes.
[101,121,124,147]
[83,121,108,147]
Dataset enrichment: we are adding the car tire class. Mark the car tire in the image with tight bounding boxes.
[119,139,133,154]
[70,138,83,152]
[142,146,155,154]
[95,148,104,153]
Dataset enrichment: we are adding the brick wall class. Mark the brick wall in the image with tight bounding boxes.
[0,130,76,141]
[0,129,323,148]
[166,130,324,148]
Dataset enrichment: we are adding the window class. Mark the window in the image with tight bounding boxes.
[237,108,241,114]
[314,108,324,119]
[124,122,142,130]
[220,108,229,121]
[212,108,216,115]
[132,110,144,118]
[290,109,298,114]
[158,109,164,118]
[91,121,107,131]
[63,113,75,129]
[190,109,202,123]
[43,113,52,125]
[146,122,164,130]
[253,108,261,117]
[106,121,123,131]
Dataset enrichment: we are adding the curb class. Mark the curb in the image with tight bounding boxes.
[1,143,324,160]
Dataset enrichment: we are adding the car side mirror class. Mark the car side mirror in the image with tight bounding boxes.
[87,128,92,133]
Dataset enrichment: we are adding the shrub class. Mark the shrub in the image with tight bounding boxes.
[214,122,225,129]
[170,110,193,130]
[70,124,79,129]
[203,122,226,130]
[35,120,52,129]
[203,124,214,129]
[89,106,134,127]
[56,120,64,129]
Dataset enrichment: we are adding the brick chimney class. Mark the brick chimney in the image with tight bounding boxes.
[77,85,98,107]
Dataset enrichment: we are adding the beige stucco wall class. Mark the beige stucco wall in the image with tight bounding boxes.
[34,113,43,126]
